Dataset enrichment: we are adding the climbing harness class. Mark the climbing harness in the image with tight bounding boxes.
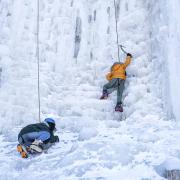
[113,0,120,62]
[37,0,41,123]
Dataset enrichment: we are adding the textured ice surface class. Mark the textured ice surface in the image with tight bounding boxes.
[0,0,180,179]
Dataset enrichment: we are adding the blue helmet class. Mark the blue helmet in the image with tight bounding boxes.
[44,118,55,124]
[44,118,56,131]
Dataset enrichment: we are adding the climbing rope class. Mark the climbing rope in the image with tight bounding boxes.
[37,0,41,122]
[113,0,120,62]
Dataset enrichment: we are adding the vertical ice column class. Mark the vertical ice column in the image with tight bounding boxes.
[114,0,121,20]
[167,0,180,120]
[0,67,2,88]
[73,16,82,59]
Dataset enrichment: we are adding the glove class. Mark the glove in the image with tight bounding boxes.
[49,135,59,143]
[127,53,132,58]
[54,136,59,142]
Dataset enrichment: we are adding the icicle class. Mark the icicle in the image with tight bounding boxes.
[74,15,82,60]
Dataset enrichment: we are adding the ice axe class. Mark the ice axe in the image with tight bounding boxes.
[119,45,128,54]
[119,45,133,58]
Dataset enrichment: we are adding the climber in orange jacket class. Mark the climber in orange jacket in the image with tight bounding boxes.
[100,53,132,112]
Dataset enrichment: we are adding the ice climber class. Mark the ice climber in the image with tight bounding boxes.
[17,118,59,158]
[100,53,132,112]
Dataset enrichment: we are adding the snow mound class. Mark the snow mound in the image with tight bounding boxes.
[163,157,180,170]
[78,127,98,141]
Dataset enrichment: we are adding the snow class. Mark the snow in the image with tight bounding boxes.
[0,0,180,179]
[78,127,98,141]
[163,157,180,171]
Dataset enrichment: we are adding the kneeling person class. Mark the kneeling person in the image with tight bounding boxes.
[17,118,59,158]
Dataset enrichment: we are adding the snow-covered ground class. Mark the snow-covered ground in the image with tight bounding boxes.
[0,0,180,179]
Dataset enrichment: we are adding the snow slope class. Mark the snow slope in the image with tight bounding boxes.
[0,0,180,179]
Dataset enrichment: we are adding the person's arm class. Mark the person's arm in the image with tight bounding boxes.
[123,53,132,68]
[40,134,59,150]
[106,72,112,81]
[106,63,116,81]
[37,131,58,144]
[37,131,50,143]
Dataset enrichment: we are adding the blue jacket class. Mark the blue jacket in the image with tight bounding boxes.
[18,122,57,145]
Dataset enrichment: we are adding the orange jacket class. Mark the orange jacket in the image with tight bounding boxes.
[106,56,131,81]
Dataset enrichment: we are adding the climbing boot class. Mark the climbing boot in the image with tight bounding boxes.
[17,144,28,158]
[115,103,123,112]
[100,90,108,100]
[30,140,43,153]
[30,144,43,153]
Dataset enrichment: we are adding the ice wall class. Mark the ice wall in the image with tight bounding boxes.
[0,0,117,132]
[145,0,169,118]
[1,0,179,135]
[0,0,39,132]
[167,0,180,121]
[149,0,180,120]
